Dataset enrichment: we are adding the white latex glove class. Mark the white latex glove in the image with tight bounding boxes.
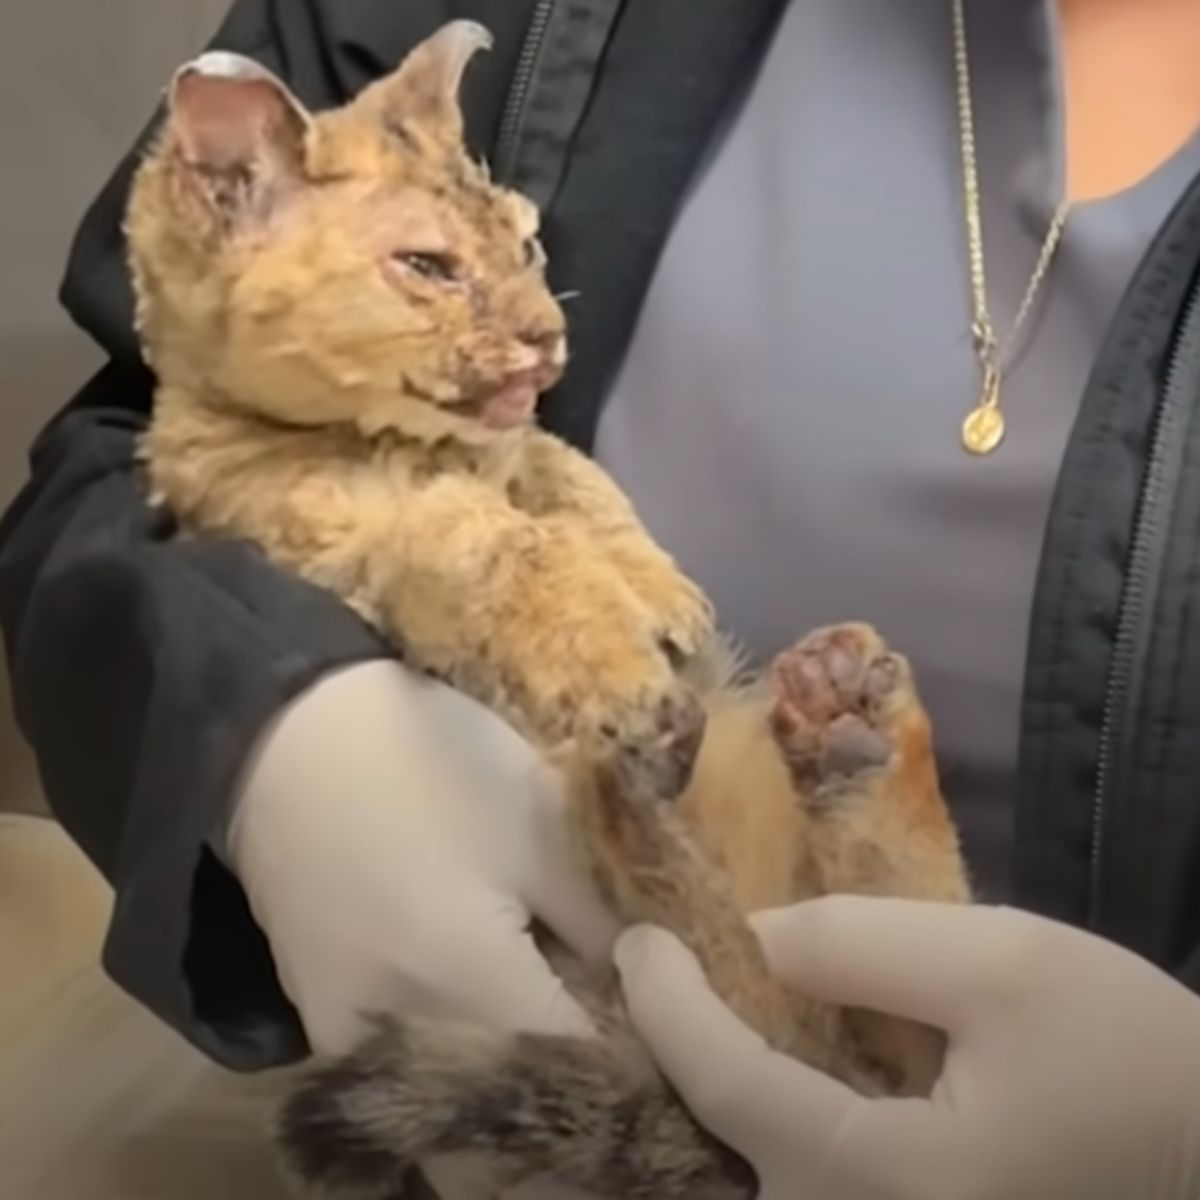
[226,659,619,1057]
[617,896,1200,1200]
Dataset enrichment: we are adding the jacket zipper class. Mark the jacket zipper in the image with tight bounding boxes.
[1090,270,1200,928]
[493,0,557,183]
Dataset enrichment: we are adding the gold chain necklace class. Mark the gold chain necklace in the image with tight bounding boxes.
[953,0,1071,455]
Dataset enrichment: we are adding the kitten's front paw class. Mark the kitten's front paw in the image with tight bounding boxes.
[655,576,716,665]
[612,552,716,666]
[559,647,707,800]
[529,617,706,799]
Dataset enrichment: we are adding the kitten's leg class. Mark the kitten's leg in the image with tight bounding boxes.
[767,622,970,1093]
[768,623,969,904]
[514,433,716,668]
[196,466,703,789]
[377,476,704,789]
[564,754,849,1079]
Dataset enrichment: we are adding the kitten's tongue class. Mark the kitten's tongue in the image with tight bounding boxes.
[479,381,538,430]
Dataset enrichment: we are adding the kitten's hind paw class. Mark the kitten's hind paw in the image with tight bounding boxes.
[768,623,915,804]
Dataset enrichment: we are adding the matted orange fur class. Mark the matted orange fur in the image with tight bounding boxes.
[126,21,970,1200]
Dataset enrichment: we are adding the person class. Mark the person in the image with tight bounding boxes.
[617,898,1200,1199]
[2,0,1200,1194]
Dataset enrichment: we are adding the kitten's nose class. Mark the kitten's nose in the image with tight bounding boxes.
[518,327,567,370]
[518,327,561,352]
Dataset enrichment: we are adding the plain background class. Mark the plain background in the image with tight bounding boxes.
[0,0,231,815]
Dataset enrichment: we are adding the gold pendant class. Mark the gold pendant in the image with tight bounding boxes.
[962,404,1005,455]
[962,369,1005,455]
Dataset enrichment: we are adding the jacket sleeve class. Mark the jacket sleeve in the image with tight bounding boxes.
[0,368,387,1068]
[0,0,408,1071]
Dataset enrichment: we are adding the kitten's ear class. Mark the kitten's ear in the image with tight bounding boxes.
[363,20,493,142]
[165,52,312,220]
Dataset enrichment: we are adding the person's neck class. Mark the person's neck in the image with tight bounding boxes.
[1057,0,1200,202]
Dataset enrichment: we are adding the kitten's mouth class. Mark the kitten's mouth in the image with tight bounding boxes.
[453,365,561,431]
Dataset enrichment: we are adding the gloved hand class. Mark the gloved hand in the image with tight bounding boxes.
[225,659,619,1057]
[617,896,1200,1200]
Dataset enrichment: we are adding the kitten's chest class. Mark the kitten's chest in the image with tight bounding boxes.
[392,433,529,496]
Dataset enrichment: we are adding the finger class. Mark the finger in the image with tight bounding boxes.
[521,764,622,963]
[751,895,1026,1032]
[440,917,598,1039]
[616,925,865,1162]
[525,852,622,966]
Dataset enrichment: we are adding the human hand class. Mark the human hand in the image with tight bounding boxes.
[225,660,619,1057]
[617,896,1200,1200]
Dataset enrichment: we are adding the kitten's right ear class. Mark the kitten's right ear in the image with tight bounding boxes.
[165,52,312,221]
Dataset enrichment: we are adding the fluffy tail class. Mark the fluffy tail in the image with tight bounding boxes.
[276,1013,752,1199]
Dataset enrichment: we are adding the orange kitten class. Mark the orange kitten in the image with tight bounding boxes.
[126,22,969,1199]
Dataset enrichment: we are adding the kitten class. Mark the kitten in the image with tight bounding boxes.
[125,21,970,1200]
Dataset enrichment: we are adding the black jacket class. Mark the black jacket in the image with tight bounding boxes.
[3,0,1200,1071]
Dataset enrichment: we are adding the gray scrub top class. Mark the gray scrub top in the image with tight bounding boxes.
[594,0,1200,899]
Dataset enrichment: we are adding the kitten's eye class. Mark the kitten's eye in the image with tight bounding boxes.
[396,252,459,283]
[522,237,545,269]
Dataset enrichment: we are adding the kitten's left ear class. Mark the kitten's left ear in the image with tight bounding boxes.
[360,20,493,143]
[166,52,313,220]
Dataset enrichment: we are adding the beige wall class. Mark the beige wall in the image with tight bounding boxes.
[0,0,231,813]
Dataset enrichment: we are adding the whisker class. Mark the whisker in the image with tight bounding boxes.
[553,290,582,304]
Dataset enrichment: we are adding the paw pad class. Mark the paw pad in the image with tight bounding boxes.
[769,624,911,793]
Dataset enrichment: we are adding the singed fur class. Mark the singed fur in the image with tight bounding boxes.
[125,23,971,1199]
